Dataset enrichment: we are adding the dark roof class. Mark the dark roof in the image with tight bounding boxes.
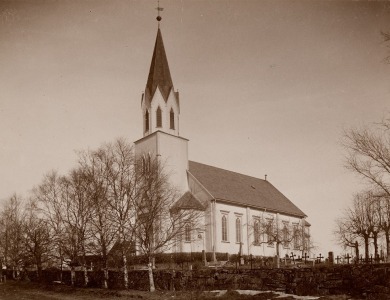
[188,161,306,218]
[109,240,136,256]
[171,191,205,211]
[145,28,173,102]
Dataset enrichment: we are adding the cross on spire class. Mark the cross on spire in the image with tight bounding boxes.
[156,0,164,26]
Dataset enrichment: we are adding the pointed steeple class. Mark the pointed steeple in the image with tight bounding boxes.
[145,28,173,102]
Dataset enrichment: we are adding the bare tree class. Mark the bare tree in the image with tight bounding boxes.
[61,169,93,287]
[342,116,390,261]
[0,194,25,279]
[334,217,360,261]
[22,198,51,280]
[342,117,390,197]
[78,155,115,289]
[133,155,203,292]
[366,192,382,259]
[377,193,390,258]
[98,139,136,289]
[337,191,381,261]
[34,171,67,282]
[36,169,93,286]
[77,139,135,289]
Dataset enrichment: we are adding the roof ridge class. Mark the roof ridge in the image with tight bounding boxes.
[189,160,267,183]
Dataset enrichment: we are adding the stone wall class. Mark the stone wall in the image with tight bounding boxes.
[20,264,390,299]
[154,264,390,299]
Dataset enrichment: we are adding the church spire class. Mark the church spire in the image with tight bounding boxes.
[145,27,173,103]
[141,18,180,137]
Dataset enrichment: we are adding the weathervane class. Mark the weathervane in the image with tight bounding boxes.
[156,0,163,26]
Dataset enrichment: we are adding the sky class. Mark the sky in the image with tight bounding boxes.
[1,0,390,256]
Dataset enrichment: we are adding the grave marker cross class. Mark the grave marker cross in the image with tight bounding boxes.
[360,255,364,264]
[336,255,341,264]
[317,253,324,263]
[290,252,296,263]
[303,252,309,263]
[345,253,351,264]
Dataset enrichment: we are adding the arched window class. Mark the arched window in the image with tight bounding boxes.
[293,224,300,249]
[142,154,151,174]
[222,215,228,242]
[156,106,162,128]
[266,220,274,245]
[145,110,149,132]
[235,218,241,243]
[185,224,191,242]
[170,108,175,129]
[254,220,260,244]
[282,223,289,248]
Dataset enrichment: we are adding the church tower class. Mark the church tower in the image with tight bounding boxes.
[134,19,189,195]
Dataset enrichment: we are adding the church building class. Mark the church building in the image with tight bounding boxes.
[134,19,310,259]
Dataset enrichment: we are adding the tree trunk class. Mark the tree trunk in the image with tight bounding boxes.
[70,266,76,287]
[60,260,63,283]
[148,259,155,292]
[373,232,379,259]
[355,241,359,264]
[59,248,64,283]
[103,268,108,289]
[275,242,280,268]
[101,256,108,289]
[37,264,42,281]
[364,235,369,262]
[83,264,88,287]
[386,230,390,261]
[0,260,2,282]
[123,254,128,289]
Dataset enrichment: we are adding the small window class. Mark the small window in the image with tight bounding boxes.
[156,106,162,128]
[170,108,175,129]
[222,215,228,242]
[185,224,191,242]
[254,220,260,244]
[235,218,241,243]
[145,111,149,132]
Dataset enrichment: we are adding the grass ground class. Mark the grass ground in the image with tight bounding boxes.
[0,281,355,300]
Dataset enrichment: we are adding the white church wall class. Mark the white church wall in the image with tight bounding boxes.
[157,132,188,194]
[249,208,306,258]
[134,131,189,195]
[215,202,249,255]
[208,201,306,257]
[181,213,207,254]
[134,134,156,157]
